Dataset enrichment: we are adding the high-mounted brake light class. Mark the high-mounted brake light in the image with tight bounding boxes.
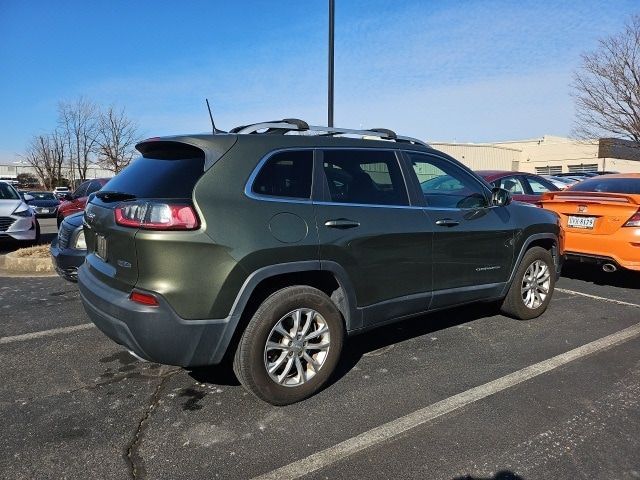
[129,291,159,306]
[623,208,640,227]
[114,201,199,230]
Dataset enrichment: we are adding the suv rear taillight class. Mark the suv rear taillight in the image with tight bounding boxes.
[114,201,199,230]
[624,208,640,227]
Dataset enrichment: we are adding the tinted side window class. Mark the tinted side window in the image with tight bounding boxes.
[86,180,103,196]
[252,150,313,199]
[322,150,408,206]
[493,176,526,195]
[407,152,487,209]
[73,182,90,198]
[526,176,555,194]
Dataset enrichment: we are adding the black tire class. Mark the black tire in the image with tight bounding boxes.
[500,246,556,320]
[233,286,344,405]
[31,220,41,246]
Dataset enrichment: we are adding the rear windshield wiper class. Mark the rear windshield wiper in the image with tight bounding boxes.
[95,190,137,202]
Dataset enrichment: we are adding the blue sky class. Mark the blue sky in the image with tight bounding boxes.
[0,0,638,162]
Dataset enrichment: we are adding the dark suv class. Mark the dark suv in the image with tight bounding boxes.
[78,120,562,405]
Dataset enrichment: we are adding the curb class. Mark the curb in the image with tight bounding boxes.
[1,251,56,276]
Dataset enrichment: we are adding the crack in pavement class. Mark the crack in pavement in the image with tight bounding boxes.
[125,367,181,479]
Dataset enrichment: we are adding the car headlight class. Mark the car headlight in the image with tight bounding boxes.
[74,229,87,250]
[12,203,33,217]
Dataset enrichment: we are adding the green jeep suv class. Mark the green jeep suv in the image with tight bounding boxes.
[78,119,562,405]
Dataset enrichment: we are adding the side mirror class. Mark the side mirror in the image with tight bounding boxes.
[491,187,512,207]
[23,194,34,202]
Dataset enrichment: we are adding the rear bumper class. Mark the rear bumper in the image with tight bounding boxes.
[33,206,58,217]
[564,228,640,271]
[564,252,640,271]
[77,265,233,367]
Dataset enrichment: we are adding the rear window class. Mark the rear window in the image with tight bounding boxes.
[28,192,56,200]
[569,178,640,194]
[100,157,205,199]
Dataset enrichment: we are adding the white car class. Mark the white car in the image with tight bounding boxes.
[0,181,39,243]
[52,186,70,200]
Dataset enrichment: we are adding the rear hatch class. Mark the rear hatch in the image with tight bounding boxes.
[84,141,210,292]
[540,191,640,235]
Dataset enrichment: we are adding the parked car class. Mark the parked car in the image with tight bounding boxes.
[476,171,560,204]
[26,191,61,217]
[0,181,39,243]
[542,175,579,190]
[50,212,86,281]
[78,119,562,405]
[53,186,70,200]
[554,172,598,179]
[57,178,109,226]
[540,173,640,272]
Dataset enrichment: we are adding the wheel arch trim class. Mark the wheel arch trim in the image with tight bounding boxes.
[502,232,559,296]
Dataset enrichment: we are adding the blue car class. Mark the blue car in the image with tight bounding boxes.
[50,212,86,282]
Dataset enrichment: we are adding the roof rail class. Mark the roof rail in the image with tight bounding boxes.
[229,119,429,147]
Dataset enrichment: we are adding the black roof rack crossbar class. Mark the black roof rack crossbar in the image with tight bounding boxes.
[231,118,309,134]
[230,119,429,147]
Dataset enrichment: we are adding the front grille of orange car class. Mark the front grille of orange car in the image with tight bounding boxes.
[0,217,15,232]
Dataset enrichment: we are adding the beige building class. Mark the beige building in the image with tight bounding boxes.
[430,135,640,175]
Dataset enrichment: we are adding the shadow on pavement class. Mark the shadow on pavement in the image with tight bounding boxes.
[453,471,524,480]
[561,261,639,289]
[328,301,500,388]
[187,300,501,390]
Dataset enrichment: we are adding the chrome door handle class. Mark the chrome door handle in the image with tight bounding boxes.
[435,218,460,227]
[324,219,360,229]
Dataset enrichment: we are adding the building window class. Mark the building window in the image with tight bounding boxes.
[535,166,562,175]
[568,164,598,173]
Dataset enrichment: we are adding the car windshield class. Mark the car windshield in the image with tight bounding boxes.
[29,192,56,200]
[568,177,640,194]
[0,182,20,200]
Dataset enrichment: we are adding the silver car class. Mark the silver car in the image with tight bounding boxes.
[0,181,39,243]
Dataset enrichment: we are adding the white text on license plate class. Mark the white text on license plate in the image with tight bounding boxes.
[567,216,595,229]
[96,235,108,260]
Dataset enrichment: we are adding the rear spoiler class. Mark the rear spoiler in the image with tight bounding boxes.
[540,191,639,205]
[135,135,237,169]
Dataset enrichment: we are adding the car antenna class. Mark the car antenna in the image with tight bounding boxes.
[205,98,225,135]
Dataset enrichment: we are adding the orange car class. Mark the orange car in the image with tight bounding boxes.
[540,174,640,272]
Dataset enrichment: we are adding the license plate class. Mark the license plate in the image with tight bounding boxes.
[96,234,108,260]
[567,215,595,229]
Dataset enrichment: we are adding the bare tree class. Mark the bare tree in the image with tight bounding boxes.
[58,97,99,182]
[22,132,66,189]
[95,105,140,173]
[572,15,640,142]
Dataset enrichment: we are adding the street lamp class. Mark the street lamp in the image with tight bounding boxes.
[328,0,335,127]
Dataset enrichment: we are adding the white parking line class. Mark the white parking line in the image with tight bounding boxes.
[556,288,640,308]
[252,321,640,480]
[0,323,96,344]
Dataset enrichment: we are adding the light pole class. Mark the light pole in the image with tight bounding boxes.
[328,0,335,127]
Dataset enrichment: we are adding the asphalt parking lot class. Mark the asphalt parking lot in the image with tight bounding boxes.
[1,260,639,479]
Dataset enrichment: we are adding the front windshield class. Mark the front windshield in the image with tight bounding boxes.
[0,182,20,200]
[29,192,56,200]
